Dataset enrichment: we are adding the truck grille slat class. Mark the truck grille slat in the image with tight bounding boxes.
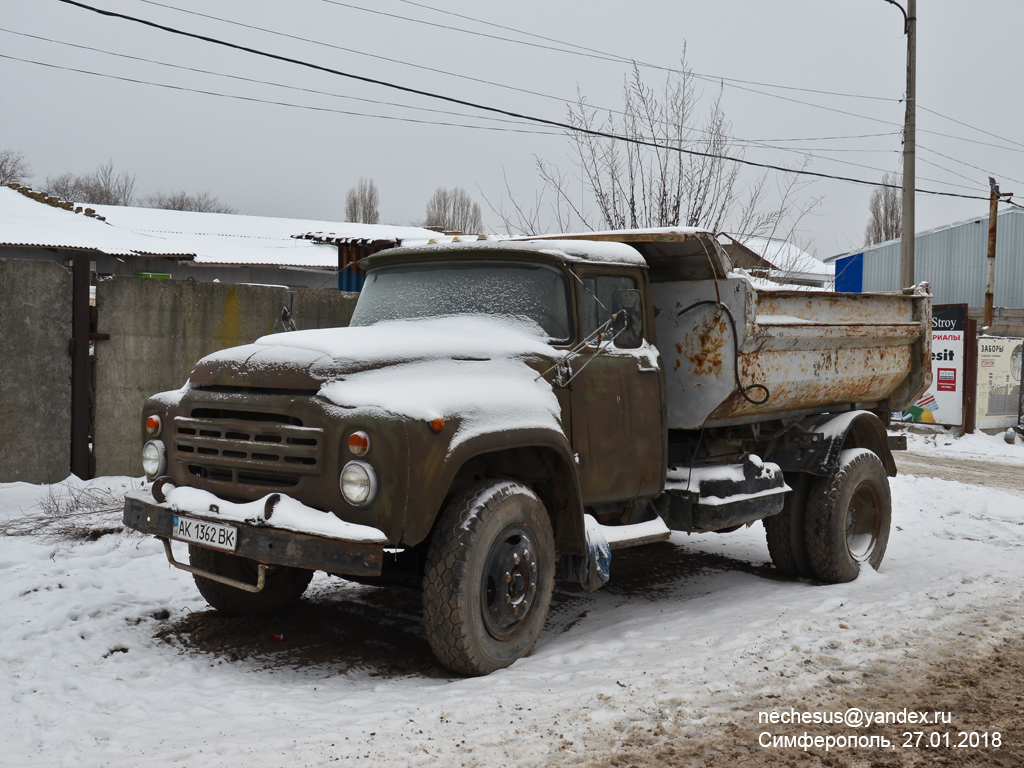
[173,414,324,489]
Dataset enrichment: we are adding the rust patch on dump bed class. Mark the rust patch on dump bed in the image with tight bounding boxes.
[686,315,728,376]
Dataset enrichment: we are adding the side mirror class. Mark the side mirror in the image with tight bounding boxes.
[611,289,643,349]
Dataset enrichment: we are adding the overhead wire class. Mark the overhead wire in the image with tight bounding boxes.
[917,142,1024,188]
[378,0,901,102]
[0,54,563,135]
[137,1,1021,153]
[0,27,555,129]
[918,105,1024,150]
[51,0,997,201]
[393,0,1024,151]
[0,25,926,180]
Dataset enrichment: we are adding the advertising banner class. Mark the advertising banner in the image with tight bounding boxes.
[900,304,966,426]
[975,336,1023,430]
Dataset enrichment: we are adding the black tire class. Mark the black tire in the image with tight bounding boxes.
[422,480,555,676]
[763,472,813,577]
[188,544,313,617]
[805,450,891,584]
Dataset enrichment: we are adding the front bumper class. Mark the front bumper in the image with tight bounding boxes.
[123,491,384,577]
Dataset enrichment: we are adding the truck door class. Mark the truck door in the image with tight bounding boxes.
[569,270,664,504]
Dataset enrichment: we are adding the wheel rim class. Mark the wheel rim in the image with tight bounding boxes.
[481,524,539,641]
[846,481,882,561]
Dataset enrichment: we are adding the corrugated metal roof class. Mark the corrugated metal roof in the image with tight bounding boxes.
[0,187,193,257]
[828,208,1023,306]
[85,203,441,269]
[1,187,443,268]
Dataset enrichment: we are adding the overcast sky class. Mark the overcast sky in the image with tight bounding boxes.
[2,0,1022,258]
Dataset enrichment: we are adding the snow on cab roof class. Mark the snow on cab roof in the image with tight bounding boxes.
[0,186,191,257]
[377,238,647,266]
[523,225,713,240]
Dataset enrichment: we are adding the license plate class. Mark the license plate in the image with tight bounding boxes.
[172,515,238,552]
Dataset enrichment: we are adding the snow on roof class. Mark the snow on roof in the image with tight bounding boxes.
[0,186,441,269]
[739,236,832,278]
[386,238,647,266]
[86,203,440,269]
[0,187,191,257]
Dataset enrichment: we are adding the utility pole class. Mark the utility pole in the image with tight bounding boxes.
[901,0,917,289]
[886,0,916,287]
[984,178,1000,329]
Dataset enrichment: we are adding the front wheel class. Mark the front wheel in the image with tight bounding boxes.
[805,449,892,583]
[189,544,313,616]
[422,480,555,676]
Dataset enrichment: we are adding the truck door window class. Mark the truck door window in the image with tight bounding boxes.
[580,274,639,343]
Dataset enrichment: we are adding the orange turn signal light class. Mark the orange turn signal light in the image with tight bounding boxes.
[348,430,370,456]
[430,418,445,433]
[145,415,162,436]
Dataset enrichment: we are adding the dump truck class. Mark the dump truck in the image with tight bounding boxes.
[123,229,931,675]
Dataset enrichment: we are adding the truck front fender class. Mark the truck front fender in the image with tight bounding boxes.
[400,426,586,557]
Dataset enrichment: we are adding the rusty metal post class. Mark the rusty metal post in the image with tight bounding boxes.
[963,318,978,434]
[984,177,999,328]
[70,252,91,478]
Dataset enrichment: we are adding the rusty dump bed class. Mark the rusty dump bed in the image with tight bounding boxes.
[652,278,932,430]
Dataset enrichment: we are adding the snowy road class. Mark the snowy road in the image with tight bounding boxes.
[1,430,1021,767]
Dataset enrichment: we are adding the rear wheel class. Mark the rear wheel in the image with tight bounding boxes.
[422,480,555,676]
[189,544,313,616]
[764,472,813,577]
[805,450,891,584]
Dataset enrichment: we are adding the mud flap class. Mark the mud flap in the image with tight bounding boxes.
[558,515,611,591]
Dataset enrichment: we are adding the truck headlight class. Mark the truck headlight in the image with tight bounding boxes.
[142,440,166,479]
[340,460,377,506]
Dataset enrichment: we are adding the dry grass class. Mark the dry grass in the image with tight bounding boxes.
[0,479,144,542]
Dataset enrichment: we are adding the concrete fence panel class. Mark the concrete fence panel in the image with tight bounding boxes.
[94,277,357,477]
[0,259,72,483]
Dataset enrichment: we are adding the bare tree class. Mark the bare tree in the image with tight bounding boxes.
[864,172,901,245]
[0,149,31,186]
[425,186,484,233]
[44,160,136,206]
[345,177,380,224]
[490,54,818,242]
[142,190,236,213]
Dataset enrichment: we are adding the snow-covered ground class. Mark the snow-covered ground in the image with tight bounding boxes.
[1,431,1021,767]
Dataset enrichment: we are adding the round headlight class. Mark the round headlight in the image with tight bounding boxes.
[340,460,377,506]
[142,440,166,479]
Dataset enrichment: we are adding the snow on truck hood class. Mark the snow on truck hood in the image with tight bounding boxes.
[188,316,566,451]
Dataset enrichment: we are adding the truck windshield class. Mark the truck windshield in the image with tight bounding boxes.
[350,261,572,343]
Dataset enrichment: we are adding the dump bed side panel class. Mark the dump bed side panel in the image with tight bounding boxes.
[653,279,931,429]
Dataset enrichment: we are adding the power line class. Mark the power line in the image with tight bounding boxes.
[379,0,901,102]
[4,35,972,194]
[0,54,562,135]
[742,132,898,143]
[135,0,587,114]
[394,0,1024,152]
[919,105,1024,150]
[917,142,1024,188]
[4,23,914,175]
[0,27,552,129]
[137,0,1022,154]
[52,0,993,201]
